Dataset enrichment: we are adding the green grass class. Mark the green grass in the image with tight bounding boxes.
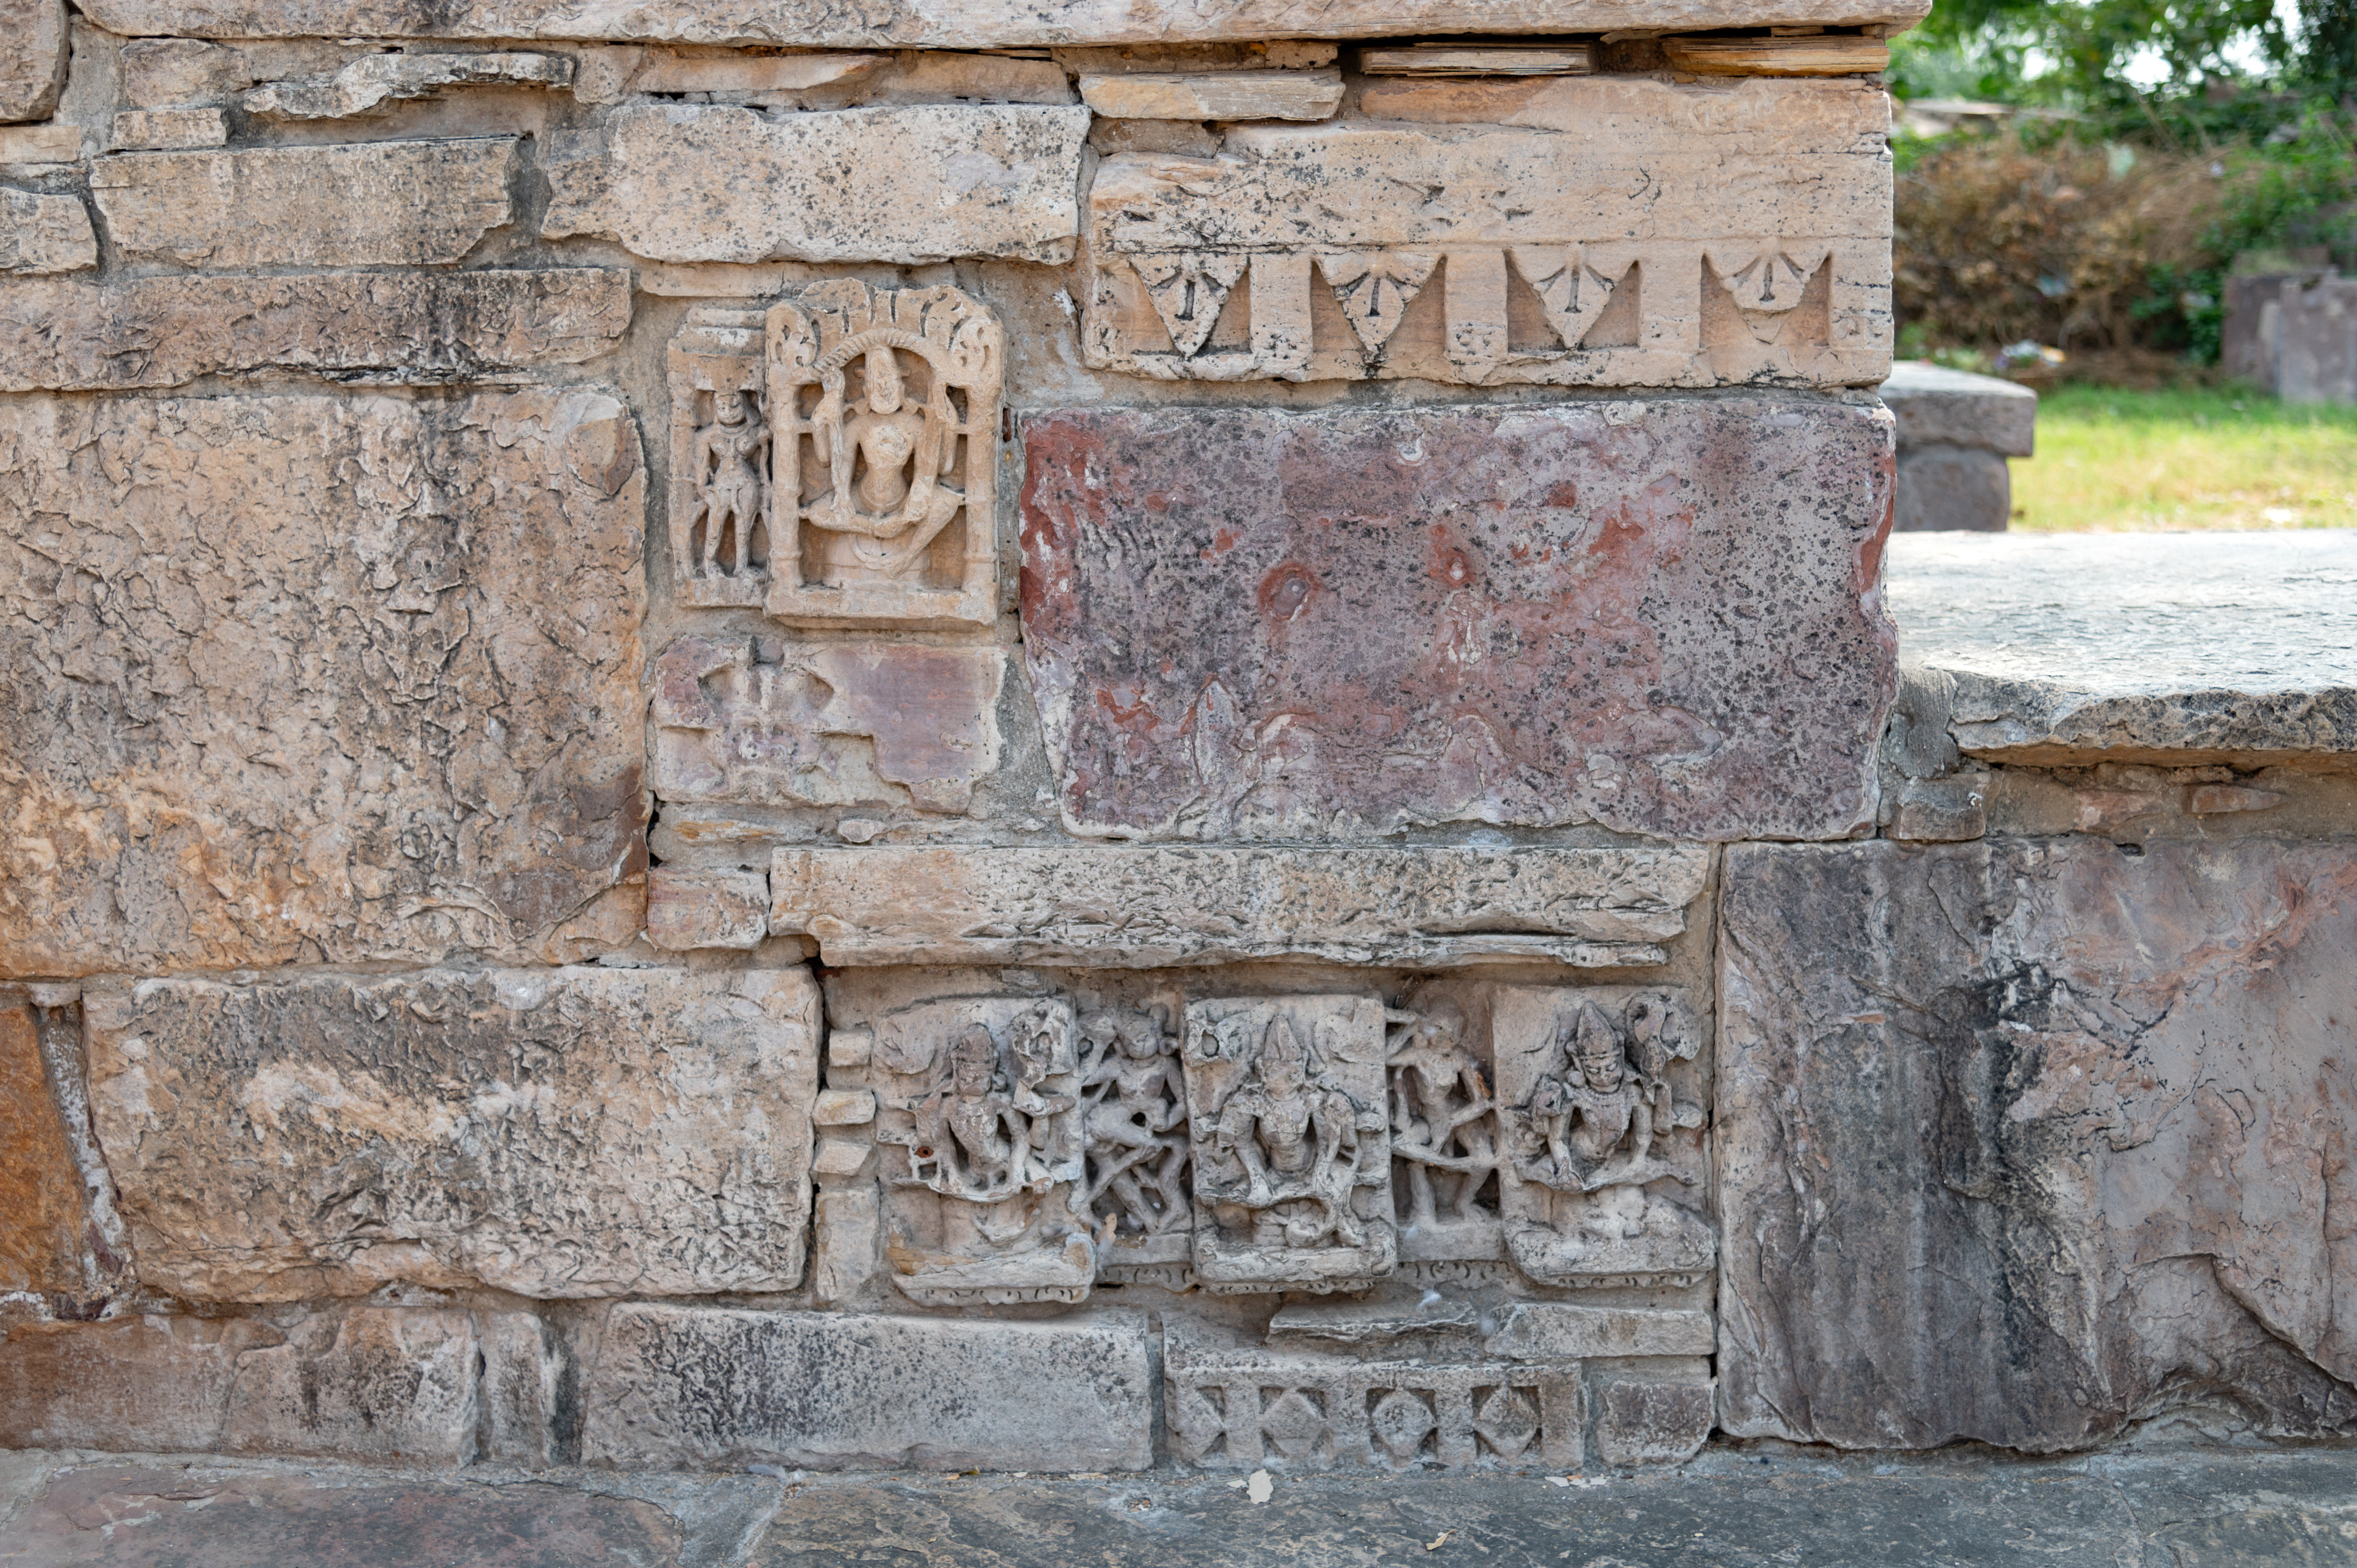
[2010,385,2357,531]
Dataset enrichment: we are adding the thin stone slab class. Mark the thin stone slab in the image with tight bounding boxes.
[0,0,67,124]
[1078,69,1342,120]
[110,109,232,149]
[583,1307,1155,1471]
[77,0,1936,48]
[0,988,98,1301]
[0,187,94,274]
[1879,359,2036,455]
[1022,402,1896,842]
[91,138,517,268]
[0,269,630,389]
[541,104,1088,265]
[1717,837,2357,1452]
[1888,531,2357,762]
[770,844,1710,967]
[0,389,645,976]
[83,967,820,1301]
[244,50,572,118]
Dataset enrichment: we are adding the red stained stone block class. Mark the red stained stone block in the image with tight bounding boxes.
[1019,400,1896,842]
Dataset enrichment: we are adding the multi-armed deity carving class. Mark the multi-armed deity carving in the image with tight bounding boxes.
[1490,987,1713,1287]
[1383,1001,1505,1262]
[871,996,1095,1305]
[668,281,1002,627]
[1076,1004,1193,1279]
[1182,996,1395,1293]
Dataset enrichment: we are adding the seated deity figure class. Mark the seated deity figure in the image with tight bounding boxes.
[807,340,966,584]
[1202,1018,1371,1251]
[1514,1001,1682,1193]
[689,388,767,576]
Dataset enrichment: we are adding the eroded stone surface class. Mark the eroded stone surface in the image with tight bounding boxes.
[653,637,1005,812]
[245,51,572,118]
[0,389,645,975]
[770,844,1709,967]
[84,967,820,1301]
[1079,69,1341,120]
[1717,837,2357,1451]
[542,105,1087,265]
[1889,531,2357,763]
[0,187,95,274]
[0,0,67,124]
[110,109,231,150]
[0,269,630,389]
[1022,401,1896,842]
[583,1306,1155,1471]
[0,1316,285,1453]
[1083,79,1892,387]
[0,987,97,1300]
[645,866,769,950]
[77,0,1937,48]
[92,138,517,268]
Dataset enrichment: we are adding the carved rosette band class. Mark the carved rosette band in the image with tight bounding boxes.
[669,280,1003,627]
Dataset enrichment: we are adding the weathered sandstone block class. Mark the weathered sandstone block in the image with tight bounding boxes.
[1484,1304,1716,1361]
[645,865,770,950]
[542,105,1088,264]
[109,108,231,150]
[0,986,105,1301]
[0,1307,505,1461]
[653,636,1005,812]
[1718,838,2357,1451]
[0,124,79,163]
[83,967,820,1301]
[1078,69,1342,120]
[0,0,67,124]
[770,844,1710,966]
[0,269,630,390]
[1083,78,1892,387]
[92,138,518,268]
[1592,1374,1714,1465]
[77,0,1936,49]
[244,51,573,119]
[0,388,645,976]
[0,186,94,274]
[1022,401,1896,842]
[583,1307,1156,1471]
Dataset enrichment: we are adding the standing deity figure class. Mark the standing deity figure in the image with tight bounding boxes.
[1513,1001,1688,1193]
[806,339,966,584]
[1385,1002,1502,1227]
[689,388,768,576]
[1201,1018,1373,1251]
[1078,1008,1190,1240]
[894,1022,1067,1202]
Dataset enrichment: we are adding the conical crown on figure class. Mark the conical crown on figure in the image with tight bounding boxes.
[1569,1001,1626,1088]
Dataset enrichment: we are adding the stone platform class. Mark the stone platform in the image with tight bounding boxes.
[2,1442,2352,1566]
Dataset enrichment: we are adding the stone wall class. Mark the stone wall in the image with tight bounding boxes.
[5,0,2352,1479]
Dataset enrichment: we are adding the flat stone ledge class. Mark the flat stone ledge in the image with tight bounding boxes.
[1888,531,2357,763]
[770,844,1710,967]
[1880,360,2036,455]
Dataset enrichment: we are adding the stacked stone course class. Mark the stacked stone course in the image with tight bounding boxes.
[5,0,2354,1483]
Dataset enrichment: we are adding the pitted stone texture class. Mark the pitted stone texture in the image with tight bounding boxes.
[653,637,1005,814]
[1022,401,1896,842]
[0,389,645,976]
[542,105,1088,265]
[76,0,1936,47]
[0,1308,485,1460]
[109,109,231,150]
[0,0,67,124]
[92,138,517,268]
[0,187,94,274]
[1889,531,2357,763]
[645,866,769,950]
[0,269,629,390]
[583,1306,1155,1471]
[1718,838,2357,1452]
[84,967,820,1302]
[245,50,573,118]
[770,844,1709,967]
[0,988,97,1300]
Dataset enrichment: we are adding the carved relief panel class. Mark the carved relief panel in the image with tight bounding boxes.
[1182,996,1396,1294]
[668,281,1003,628]
[869,995,1096,1305]
[1078,1002,1194,1283]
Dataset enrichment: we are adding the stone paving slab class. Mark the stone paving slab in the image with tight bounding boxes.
[1887,531,2357,762]
[2,1444,2353,1565]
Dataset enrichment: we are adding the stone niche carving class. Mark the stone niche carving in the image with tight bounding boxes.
[1182,996,1396,1295]
[869,996,1096,1305]
[668,281,1003,629]
[1383,985,1713,1290]
[1079,87,1891,389]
